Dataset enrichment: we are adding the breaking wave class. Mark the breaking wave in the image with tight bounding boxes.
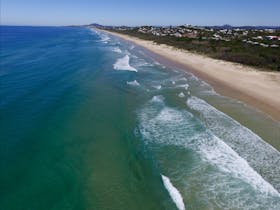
[175,84,189,90]
[113,55,137,72]
[138,96,280,209]
[161,175,185,210]
[92,29,110,43]
[112,47,122,53]
[153,85,162,90]
[99,34,110,43]
[187,96,280,192]
[178,92,186,98]
[127,80,140,86]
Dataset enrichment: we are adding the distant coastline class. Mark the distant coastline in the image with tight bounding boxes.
[90,24,280,71]
[97,28,280,121]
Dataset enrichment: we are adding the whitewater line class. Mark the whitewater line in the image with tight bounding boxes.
[113,55,137,72]
[161,175,185,210]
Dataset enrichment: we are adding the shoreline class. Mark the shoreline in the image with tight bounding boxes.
[102,29,280,121]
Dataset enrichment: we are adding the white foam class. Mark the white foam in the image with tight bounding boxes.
[171,76,188,82]
[178,77,188,81]
[124,50,131,55]
[89,28,97,35]
[200,134,279,196]
[178,92,185,98]
[159,76,189,90]
[151,95,165,103]
[91,29,111,43]
[153,85,162,90]
[189,74,199,81]
[138,99,280,197]
[127,80,140,86]
[113,55,137,72]
[112,47,122,53]
[154,61,161,66]
[135,59,154,67]
[100,34,110,43]
[162,175,185,210]
[187,96,280,192]
[176,84,189,90]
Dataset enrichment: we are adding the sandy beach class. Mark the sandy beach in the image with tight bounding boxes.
[103,30,280,121]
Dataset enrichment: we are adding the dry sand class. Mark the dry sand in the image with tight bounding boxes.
[104,30,280,121]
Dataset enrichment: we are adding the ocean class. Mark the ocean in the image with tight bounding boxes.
[0,26,280,210]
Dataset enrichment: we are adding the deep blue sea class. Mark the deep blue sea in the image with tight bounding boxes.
[1,26,280,210]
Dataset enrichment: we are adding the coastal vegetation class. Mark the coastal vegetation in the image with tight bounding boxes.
[107,26,280,71]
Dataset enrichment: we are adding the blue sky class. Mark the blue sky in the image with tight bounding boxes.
[1,0,280,26]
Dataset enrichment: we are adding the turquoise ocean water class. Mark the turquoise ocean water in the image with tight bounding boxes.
[1,26,280,210]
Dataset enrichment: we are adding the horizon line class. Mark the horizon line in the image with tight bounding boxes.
[1,23,280,28]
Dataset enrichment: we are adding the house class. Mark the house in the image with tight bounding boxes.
[266,36,278,40]
[173,32,182,37]
[260,43,269,47]
[182,32,197,38]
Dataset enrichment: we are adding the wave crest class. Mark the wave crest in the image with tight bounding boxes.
[113,55,137,72]
[162,175,185,210]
